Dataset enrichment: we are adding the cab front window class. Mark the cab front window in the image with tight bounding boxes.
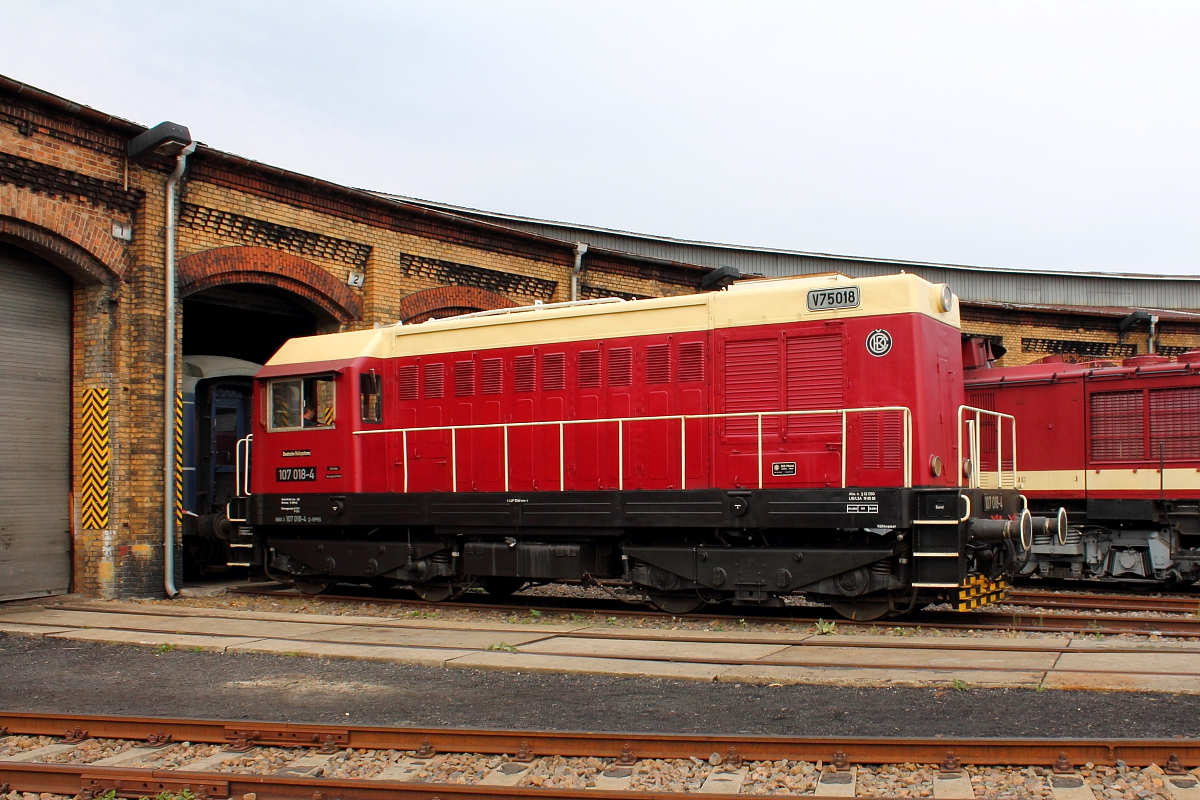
[269,376,336,430]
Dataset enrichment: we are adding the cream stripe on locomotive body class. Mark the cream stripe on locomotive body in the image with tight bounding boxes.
[243,273,1024,619]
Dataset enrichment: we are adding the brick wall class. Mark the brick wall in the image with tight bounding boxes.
[961,305,1200,366]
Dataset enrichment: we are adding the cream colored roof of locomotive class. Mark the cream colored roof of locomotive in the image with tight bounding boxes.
[266,272,959,366]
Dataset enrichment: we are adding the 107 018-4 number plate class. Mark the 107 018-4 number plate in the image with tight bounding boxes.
[277,466,316,482]
[806,285,860,311]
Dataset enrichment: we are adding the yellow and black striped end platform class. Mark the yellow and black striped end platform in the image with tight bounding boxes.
[956,575,1008,611]
[80,388,111,530]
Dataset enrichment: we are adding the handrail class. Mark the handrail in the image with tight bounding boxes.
[956,405,1017,490]
[234,434,253,498]
[354,406,913,493]
[227,433,253,524]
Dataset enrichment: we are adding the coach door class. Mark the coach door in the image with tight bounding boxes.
[0,244,72,600]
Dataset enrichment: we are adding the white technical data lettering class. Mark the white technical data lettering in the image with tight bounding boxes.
[846,503,880,513]
[279,497,301,512]
[806,285,860,311]
[847,491,877,500]
[866,329,892,356]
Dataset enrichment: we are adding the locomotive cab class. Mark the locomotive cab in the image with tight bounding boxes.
[237,274,1031,619]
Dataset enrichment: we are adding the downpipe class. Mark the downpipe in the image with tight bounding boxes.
[569,242,588,301]
[163,142,197,599]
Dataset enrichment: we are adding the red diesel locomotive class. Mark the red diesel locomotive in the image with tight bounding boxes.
[965,342,1200,586]
[232,273,1041,619]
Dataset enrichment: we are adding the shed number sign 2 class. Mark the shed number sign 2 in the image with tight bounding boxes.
[806,286,860,312]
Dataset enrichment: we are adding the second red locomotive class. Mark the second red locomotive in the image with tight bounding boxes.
[965,341,1200,586]
[233,273,1040,619]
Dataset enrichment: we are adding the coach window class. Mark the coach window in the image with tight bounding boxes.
[269,375,336,430]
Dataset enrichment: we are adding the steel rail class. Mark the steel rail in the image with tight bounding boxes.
[2,712,1198,768]
[50,600,1200,657]
[224,585,1200,637]
[1004,589,1200,615]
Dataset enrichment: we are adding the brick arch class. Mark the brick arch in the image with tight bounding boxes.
[178,246,361,322]
[396,286,517,324]
[0,184,130,284]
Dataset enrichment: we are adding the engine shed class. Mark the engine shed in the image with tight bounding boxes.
[2,72,1200,601]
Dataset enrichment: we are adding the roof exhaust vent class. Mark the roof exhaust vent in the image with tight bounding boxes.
[128,121,192,161]
[701,265,741,291]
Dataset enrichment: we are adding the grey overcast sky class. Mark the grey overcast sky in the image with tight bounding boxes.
[4,1,1198,275]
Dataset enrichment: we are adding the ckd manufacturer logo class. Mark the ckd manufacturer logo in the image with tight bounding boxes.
[866,329,892,357]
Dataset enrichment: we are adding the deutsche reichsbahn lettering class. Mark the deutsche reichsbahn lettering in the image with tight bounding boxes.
[806,286,860,311]
[276,467,316,482]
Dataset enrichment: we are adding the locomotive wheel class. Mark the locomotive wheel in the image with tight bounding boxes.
[293,579,332,596]
[828,598,892,621]
[480,578,527,599]
[648,592,708,615]
[412,581,455,603]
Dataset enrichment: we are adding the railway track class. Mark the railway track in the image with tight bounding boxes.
[2,713,1199,799]
[1004,588,1200,615]
[228,584,1200,637]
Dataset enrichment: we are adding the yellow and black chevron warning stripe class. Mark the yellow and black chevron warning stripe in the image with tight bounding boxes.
[956,574,1008,611]
[174,390,184,526]
[80,388,111,530]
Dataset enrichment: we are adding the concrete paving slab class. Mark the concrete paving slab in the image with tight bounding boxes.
[306,626,552,650]
[518,636,790,662]
[699,766,747,794]
[2,743,78,762]
[1066,639,1200,652]
[590,767,634,791]
[479,763,530,786]
[226,639,476,667]
[370,758,427,782]
[4,609,340,639]
[0,621,74,638]
[803,634,1075,650]
[46,629,264,652]
[60,602,590,634]
[448,651,730,681]
[1055,651,1200,674]
[274,752,337,777]
[761,645,1059,671]
[1166,775,1200,800]
[178,749,248,772]
[717,663,1046,688]
[816,768,856,797]
[89,746,161,767]
[932,772,974,799]
[1049,773,1095,800]
[1042,671,1200,694]
[573,626,814,644]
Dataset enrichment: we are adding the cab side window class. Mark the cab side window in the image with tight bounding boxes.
[269,376,336,430]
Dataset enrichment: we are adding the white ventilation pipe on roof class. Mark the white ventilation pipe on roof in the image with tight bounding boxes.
[164,142,197,599]
[569,241,588,301]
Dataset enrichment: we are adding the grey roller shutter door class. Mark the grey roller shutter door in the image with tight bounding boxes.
[0,245,71,600]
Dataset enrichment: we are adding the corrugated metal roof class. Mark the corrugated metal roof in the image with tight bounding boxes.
[377,193,1200,311]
